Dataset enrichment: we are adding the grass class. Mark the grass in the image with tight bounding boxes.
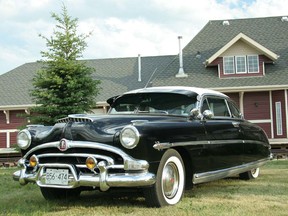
[0,160,287,216]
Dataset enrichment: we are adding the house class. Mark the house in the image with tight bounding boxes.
[0,16,288,156]
[153,16,288,155]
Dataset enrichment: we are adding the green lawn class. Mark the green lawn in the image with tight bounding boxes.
[0,160,287,216]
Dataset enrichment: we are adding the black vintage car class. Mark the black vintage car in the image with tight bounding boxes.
[13,86,271,207]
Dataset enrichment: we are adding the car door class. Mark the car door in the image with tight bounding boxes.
[201,96,244,171]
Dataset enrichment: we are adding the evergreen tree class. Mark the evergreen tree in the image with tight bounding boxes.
[30,5,100,125]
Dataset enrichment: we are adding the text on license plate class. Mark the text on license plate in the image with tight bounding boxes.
[46,168,69,185]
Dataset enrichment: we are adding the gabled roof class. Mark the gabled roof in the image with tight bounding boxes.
[153,16,288,90]
[0,55,175,107]
[205,32,279,66]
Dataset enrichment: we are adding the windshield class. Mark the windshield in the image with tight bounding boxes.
[109,93,197,116]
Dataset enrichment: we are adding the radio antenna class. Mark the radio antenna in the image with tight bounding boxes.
[144,68,157,88]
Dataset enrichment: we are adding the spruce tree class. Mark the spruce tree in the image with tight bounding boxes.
[30,5,100,125]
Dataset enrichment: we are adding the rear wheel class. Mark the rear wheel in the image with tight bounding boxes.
[239,167,260,180]
[40,187,81,200]
[144,149,185,207]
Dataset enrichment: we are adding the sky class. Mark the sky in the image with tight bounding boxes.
[0,0,288,75]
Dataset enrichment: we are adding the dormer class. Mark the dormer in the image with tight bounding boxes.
[205,33,279,79]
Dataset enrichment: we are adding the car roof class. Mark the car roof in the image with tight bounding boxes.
[123,86,227,98]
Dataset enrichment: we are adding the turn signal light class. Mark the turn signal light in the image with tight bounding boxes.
[29,155,38,167]
[86,157,97,170]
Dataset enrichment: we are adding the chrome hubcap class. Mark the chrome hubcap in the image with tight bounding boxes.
[162,162,179,198]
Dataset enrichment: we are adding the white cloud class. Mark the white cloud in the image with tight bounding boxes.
[83,17,178,58]
[0,0,288,75]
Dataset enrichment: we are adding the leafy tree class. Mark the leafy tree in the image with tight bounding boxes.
[30,5,100,125]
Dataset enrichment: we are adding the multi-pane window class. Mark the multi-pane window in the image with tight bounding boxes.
[223,56,234,74]
[247,55,259,73]
[223,55,259,75]
[236,56,247,73]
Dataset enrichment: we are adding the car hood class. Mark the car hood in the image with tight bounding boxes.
[31,114,187,145]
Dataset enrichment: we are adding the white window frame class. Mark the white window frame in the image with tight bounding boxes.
[223,55,260,75]
[223,56,235,74]
[235,56,247,74]
[247,55,259,73]
[275,102,283,136]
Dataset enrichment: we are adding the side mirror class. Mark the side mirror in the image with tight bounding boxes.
[239,113,244,119]
[190,108,200,119]
[202,110,214,120]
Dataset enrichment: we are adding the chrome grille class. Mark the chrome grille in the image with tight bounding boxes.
[23,140,128,174]
[57,114,94,123]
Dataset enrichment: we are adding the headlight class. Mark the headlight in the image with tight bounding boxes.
[120,125,140,149]
[17,129,31,150]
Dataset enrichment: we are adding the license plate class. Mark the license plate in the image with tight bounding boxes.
[46,168,69,185]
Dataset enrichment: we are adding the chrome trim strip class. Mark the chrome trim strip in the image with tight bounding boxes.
[153,139,268,150]
[192,157,270,184]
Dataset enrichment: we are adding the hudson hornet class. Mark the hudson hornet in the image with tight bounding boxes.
[13,86,271,207]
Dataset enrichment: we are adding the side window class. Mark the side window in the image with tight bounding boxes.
[228,101,242,118]
[204,97,230,117]
[201,98,210,113]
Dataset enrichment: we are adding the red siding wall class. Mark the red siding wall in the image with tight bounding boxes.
[243,92,270,120]
[0,133,6,148]
[10,131,18,146]
[0,112,7,148]
[0,110,27,148]
[256,123,272,138]
[272,90,287,138]
[226,93,240,107]
[0,112,6,125]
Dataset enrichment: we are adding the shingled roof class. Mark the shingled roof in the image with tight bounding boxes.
[1,16,287,108]
[152,16,288,91]
[0,55,175,107]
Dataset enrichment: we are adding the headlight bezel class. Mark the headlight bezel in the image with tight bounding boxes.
[120,125,140,149]
[17,129,32,150]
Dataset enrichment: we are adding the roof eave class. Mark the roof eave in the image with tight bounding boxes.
[212,85,288,93]
[0,104,35,110]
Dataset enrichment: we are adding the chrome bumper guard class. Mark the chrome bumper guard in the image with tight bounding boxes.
[13,160,155,191]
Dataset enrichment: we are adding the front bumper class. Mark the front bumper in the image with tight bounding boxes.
[13,140,156,191]
[13,163,155,191]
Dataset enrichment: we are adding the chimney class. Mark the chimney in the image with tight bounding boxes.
[138,54,141,82]
[176,36,188,78]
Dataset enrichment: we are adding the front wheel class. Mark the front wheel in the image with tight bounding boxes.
[144,149,185,207]
[239,167,260,180]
